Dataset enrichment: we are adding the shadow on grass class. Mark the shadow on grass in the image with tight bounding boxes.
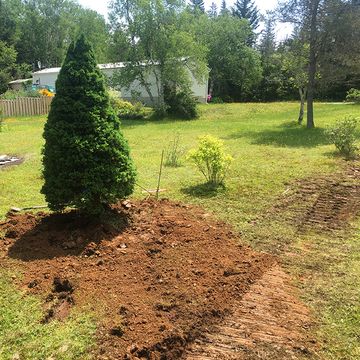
[181,182,225,198]
[227,121,330,148]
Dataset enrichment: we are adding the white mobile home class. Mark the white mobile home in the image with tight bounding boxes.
[32,63,208,104]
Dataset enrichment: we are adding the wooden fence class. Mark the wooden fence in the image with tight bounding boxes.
[0,97,53,117]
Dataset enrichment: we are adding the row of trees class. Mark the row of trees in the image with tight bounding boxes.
[1,0,360,125]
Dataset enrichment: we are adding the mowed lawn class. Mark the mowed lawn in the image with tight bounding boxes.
[1,102,360,359]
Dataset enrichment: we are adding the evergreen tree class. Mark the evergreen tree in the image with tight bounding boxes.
[232,0,260,30]
[42,35,136,215]
[189,0,205,13]
[208,2,218,18]
[220,0,229,15]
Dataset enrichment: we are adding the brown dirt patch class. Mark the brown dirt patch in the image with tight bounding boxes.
[185,264,314,359]
[0,199,312,359]
[273,165,360,232]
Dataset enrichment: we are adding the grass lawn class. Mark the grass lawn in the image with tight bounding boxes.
[0,102,359,359]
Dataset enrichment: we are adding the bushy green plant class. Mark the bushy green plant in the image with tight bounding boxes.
[346,88,360,103]
[326,116,359,159]
[210,97,224,104]
[164,133,185,167]
[187,135,233,185]
[42,35,136,215]
[0,89,41,99]
[165,87,198,119]
[109,92,146,120]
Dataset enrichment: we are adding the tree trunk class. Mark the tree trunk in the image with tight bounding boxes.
[307,0,320,129]
[298,87,307,124]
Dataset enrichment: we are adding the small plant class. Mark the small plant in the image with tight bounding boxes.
[164,133,185,167]
[187,135,233,186]
[346,88,360,104]
[210,96,224,104]
[326,116,359,159]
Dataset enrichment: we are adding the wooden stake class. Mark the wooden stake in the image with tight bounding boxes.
[156,150,164,200]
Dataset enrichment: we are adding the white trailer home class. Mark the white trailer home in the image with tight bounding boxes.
[32,62,208,104]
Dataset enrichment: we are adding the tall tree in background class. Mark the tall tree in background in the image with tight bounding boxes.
[198,14,262,101]
[279,0,323,128]
[220,0,229,15]
[208,2,218,17]
[42,35,136,214]
[232,0,260,30]
[109,0,207,113]
[189,0,205,13]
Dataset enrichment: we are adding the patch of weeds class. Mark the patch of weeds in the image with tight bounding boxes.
[164,133,185,167]
[0,271,96,360]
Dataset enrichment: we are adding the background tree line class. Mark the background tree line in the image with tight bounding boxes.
[1,0,360,117]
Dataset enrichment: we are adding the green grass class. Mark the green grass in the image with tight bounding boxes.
[0,271,96,359]
[0,102,360,359]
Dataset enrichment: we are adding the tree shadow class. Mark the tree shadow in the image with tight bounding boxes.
[181,182,225,198]
[7,209,129,261]
[227,121,331,148]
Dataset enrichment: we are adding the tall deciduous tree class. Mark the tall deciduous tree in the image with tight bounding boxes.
[42,35,136,214]
[109,0,207,113]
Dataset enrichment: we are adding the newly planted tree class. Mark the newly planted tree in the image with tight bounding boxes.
[42,35,136,215]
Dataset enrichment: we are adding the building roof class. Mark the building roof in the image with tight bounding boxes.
[33,63,127,75]
[8,78,32,84]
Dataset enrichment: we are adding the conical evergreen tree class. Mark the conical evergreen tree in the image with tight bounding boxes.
[232,0,260,30]
[189,0,205,13]
[220,0,229,15]
[208,2,218,18]
[42,35,136,214]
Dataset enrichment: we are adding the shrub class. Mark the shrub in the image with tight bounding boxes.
[164,133,185,167]
[42,35,137,215]
[165,87,198,120]
[0,89,41,99]
[210,97,224,104]
[109,92,146,120]
[326,116,359,159]
[187,135,233,186]
[346,88,360,103]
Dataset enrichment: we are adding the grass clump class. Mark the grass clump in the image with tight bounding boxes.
[164,133,185,167]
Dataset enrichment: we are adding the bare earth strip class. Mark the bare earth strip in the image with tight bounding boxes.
[185,264,314,360]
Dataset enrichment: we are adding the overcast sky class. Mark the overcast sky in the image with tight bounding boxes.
[77,0,292,40]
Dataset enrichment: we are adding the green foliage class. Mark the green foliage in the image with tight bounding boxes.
[0,89,41,99]
[326,116,359,159]
[187,135,233,186]
[0,272,96,360]
[109,91,146,120]
[165,87,199,119]
[232,0,260,31]
[346,88,360,103]
[210,96,224,104]
[109,0,208,112]
[42,35,136,215]
[0,41,17,94]
[164,133,185,167]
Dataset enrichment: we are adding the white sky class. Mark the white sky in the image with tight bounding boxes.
[77,0,292,40]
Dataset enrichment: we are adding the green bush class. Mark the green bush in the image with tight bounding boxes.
[42,35,136,215]
[187,135,233,186]
[326,116,359,159]
[0,89,41,99]
[109,91,146,120]
[346,88,360,103]
[165,87,198,119]
[210,97,224,104]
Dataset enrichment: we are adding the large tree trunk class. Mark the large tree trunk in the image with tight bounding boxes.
[298,87,307,124]
[307,0,321,129]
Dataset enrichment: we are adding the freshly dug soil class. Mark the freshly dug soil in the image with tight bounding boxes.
[0,199,275,359]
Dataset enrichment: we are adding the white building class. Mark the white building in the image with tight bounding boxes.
[32,63,208,104]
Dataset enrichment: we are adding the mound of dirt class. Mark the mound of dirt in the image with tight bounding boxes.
[0,199,312,359]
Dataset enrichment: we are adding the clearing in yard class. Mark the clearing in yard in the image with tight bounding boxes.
[0,102,359,359]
